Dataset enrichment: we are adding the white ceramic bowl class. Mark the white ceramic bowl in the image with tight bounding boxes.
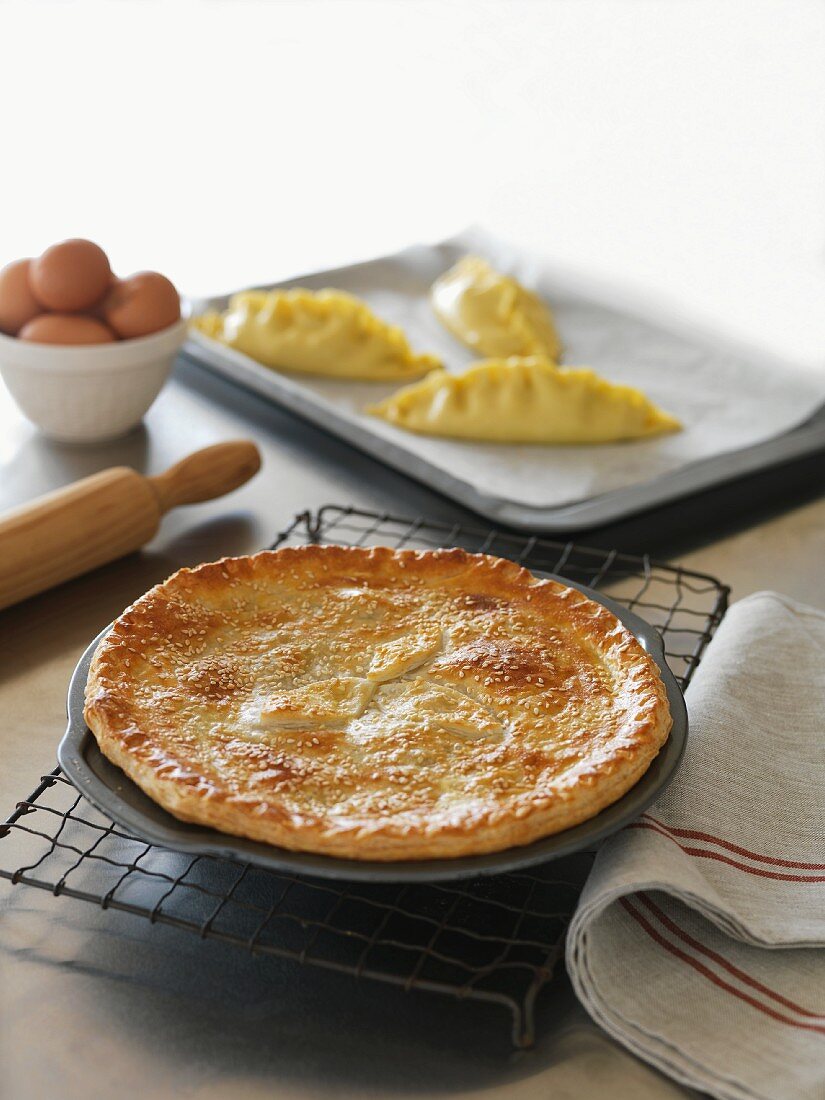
[0,317,188,443]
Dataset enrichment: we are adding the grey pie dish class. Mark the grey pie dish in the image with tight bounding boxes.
[58,574,688,884]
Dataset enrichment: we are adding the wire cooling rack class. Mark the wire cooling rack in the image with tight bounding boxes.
[0,505,729,1047]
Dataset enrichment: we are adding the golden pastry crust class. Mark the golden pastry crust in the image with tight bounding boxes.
[84,546,672,861]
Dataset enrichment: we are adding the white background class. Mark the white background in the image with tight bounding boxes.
[0,0,823,371]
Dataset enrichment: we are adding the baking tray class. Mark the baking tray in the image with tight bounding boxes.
[181,233,825,533]
[58,574,688,884]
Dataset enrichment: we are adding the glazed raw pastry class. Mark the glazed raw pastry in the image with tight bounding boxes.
[192,288,440,381]
[368,357,681,444]
[431,255,562,360]
[84,545,672,861]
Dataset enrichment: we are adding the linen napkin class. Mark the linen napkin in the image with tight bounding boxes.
[567,592,825,1100]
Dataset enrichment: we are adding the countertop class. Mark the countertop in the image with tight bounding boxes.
[1,361,823,1100]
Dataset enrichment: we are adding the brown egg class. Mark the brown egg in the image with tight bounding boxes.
[102,271,181,339]
[0,259,42,335]
[30,239,112,312]
[19,314,117,345]
[90,271,121,319]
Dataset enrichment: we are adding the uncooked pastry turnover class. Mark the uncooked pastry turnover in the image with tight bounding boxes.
[84,546,672,861]
[192,288,439,381]
[431,255,563,361]
[368,357,682,444]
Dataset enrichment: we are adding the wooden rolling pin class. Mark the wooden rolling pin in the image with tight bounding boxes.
[0,440,261,611]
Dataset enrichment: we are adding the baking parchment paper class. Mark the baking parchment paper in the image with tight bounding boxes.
[190,229,825,510]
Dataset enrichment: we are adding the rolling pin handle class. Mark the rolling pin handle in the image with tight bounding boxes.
[148,441,262,514]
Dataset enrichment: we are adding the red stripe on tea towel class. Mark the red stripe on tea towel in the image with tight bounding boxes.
[626,821,825,883]
[620,898,825,1035]
[636,894,825,1020]
[641,816,825,871]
